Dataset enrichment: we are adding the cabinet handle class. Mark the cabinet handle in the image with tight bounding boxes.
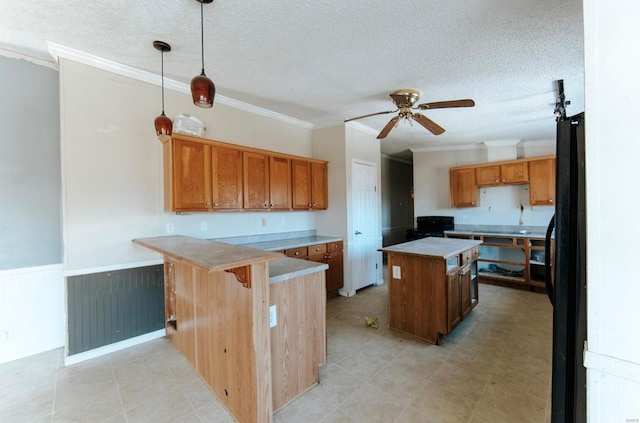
[214,203,219,207]
[549,199,553,203]
[294,252,299,256]
[264,203,268,208]
[501,179,506,183]
[325,255,330,260]
[312,203,316,207]
[206,202,211,206]
[495,179,499,183]
[270,203,274,207]
[308,203,312,207]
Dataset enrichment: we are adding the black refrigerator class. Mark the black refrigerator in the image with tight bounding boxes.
[544,112,587,422]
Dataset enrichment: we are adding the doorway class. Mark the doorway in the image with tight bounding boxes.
[351,160,379,292]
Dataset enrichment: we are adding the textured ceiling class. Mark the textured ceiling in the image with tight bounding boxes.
[0,0,584,159]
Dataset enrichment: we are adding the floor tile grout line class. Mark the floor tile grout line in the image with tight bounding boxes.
[109,354,129,423]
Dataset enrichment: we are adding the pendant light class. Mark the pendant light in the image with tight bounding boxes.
[153,40,173,139]
[191,0,216,108]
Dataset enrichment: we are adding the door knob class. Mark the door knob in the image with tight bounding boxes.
[355,231,362,235]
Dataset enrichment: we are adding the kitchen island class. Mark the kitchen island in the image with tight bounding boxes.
[379,237,482,344]
[132,235,328,422]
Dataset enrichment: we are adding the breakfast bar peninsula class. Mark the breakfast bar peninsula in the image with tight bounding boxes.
[133,235,328,423]
[380,237,482,344]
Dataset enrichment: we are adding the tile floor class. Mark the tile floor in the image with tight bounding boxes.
[0,282,552,423]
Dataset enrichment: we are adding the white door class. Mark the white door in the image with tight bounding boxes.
[351,161,379,291]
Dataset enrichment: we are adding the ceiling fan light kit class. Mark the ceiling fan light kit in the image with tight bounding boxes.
[153,40,173,141]
[345,89,475,139]
[191,0,216,108]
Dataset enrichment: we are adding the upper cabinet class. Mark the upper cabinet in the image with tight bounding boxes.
[292,160,328,210]
[449,155,554,208]
[212,145,243,209]
[163,134,326,212]
[528,158,556,206]
[475,162,528,186]
[450,168,477,207]
[169,138,211,211]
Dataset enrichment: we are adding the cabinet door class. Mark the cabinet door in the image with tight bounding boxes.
[326,251,344,296]
[243,151,270,209]
[450,168,477,207]
[459,263,472,318]
[447,271,462,332]
[291,159,311,209]
[269,155,291,209]
[529,158,556,206]
[310,162,328,210]
[172,138,211,211]
[475,165,501,186]
[501,162,529,184]
[211,145,243,209]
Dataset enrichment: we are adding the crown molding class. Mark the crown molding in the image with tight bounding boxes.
[47,42,313,129]
[482,139,521,147]
[0,47,58,70]
[344,120,379,136]
[411,143,484,153]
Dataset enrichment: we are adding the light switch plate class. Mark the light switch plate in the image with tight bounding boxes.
[269,305,277,327]
[392,265,401,279]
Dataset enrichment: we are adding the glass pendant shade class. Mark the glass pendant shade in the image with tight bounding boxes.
[155,113,173,137]
[192,0,215,108]
[153,40,172,139]
[191,72,215,108]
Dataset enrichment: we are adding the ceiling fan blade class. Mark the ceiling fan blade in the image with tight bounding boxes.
[413,113,445,135]
[344,109,398,122]
[417,99,475,110]
[377,116,400,139]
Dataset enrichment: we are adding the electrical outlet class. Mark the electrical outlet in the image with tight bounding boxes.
[201,221,207,231]
[281,217,286,226]
[269,305,277,327]
[166,223,174,233]
[392,265,401,279]
[261,218,267,227]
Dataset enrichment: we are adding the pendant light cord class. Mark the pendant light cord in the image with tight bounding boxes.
[161,50,166,115]
[200,0,205,75]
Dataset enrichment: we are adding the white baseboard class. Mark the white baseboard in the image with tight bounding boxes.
[338,288,356,297]
[64,329,166,366]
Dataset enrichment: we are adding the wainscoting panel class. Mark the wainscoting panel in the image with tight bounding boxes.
[0,264,64,364]
[67,265,164,355]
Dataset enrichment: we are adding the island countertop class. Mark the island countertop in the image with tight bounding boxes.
[379,237,482,259]
[445,229,549,240]
[133,235,283,271]
[239,235,343,251]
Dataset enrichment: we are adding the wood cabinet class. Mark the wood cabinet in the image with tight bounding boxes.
[449,155,554,208]
[269,155,292,209]
[529,158,556,206]
[476,162,528,186]
[212,145,243,209]
[163,134,326,212]
[292,160,328,210]
[284,240,343,297]
[380,239,482,344]
[450,168,477,207]
[244,152,292,210]
[171,138,211,211]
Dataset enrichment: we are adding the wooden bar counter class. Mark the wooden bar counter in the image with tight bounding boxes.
[379,237,482,344]
[133,235,327,422]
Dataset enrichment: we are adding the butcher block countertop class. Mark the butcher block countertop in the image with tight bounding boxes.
[133,235,283,271]
[379,237,482,259]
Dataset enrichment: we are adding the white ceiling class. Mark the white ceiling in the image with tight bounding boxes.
[0,0,584,159]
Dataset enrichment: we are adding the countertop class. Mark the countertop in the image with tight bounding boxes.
[240,235,343,252]
[268,258,328,284]
[379,237,482,259]
[133,235,283,271]
[444,230,548,240]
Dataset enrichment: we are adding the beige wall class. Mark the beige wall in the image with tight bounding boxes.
[60,59,315,271]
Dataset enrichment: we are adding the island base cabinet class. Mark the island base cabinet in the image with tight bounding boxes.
[447,270,462,332]
[269,271,326,411]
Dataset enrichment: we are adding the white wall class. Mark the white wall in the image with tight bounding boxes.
[583,0,640,420]
[412,144,555,228]
[59,59,316,272]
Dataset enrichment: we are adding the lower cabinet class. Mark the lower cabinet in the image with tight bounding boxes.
[447,270,462,332]
[448,262,476,332]
[285,241,344,297]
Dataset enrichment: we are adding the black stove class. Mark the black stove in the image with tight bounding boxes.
[406,216,454,241]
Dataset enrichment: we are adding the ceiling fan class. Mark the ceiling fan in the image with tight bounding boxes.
[344,89,475,139]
